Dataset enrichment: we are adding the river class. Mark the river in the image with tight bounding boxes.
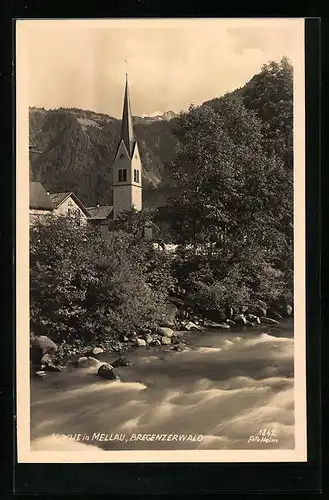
[30,319,294,452]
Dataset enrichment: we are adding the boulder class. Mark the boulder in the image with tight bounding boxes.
[75,356,100,368]
[161,302,178,327]
[97,363,119,381]
[92,347,104,356]
[204,321,230,330]
[260,317,279,325]
[286,305,293,316]
[40,353,62,371]
[35,370,47,378]
[150,338,161,347]
[144,333,153,344]
[182,321,202,332]
[157,327,174,338]
[31,335,58,354]
[136,338,147,347]
[226,319,236,326]
[31,335,58,367]
[161,336,171,345]
[233,314,248,325]
[246,314,261,324]
[112,357,133,368]
[217,323,230,330]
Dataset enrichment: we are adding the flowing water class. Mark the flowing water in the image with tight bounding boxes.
[31,319,294,452]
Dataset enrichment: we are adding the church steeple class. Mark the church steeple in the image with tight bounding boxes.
[120,74,135,157]
[112,73,142,219]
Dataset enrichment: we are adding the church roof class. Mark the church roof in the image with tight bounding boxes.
[120,74,136,158]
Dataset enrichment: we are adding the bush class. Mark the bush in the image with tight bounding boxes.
[30,216,174,344]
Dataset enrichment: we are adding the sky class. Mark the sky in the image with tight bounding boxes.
[21,19,304,118]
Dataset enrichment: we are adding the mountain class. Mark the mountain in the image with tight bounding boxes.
[29,107,178,207]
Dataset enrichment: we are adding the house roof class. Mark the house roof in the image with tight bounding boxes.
[49,192,72,207]
[87,205,114,220]
[49,192,91,217]
[30,182,54,210]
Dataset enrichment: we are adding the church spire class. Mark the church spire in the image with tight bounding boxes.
[120,73,135,157]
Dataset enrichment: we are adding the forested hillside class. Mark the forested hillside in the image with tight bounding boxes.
[29,108,178,207]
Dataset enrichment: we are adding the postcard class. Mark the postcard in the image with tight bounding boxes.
[16,17,306,463]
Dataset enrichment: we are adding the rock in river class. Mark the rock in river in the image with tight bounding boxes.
[182,321,202,331]
[31,335,58,354]
[161,336,171,345]
[40,353,62,371]
[246,314,261,324]
[75,356,100,368]
[260,317,279,325]
[233,314,248,325]
[286,305,293,316]
[112,357,133,368]
[31,335,58,367]
[157,327,174,338]
[204,321,230,330]
[136,338,147,347]
[97,363,119,381]
[144,333,153,344]
[92,347,104,356]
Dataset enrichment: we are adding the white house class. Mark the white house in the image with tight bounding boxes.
[49,192,90,225]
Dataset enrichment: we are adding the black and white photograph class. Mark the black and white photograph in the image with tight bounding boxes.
[16,18,306,463]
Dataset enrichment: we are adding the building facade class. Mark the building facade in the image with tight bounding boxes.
[49,192,90,225]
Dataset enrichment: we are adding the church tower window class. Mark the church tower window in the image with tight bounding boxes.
[134,169,140,183]
[118,169,127,182]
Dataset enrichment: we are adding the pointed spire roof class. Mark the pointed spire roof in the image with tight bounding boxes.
[120,74,135,157]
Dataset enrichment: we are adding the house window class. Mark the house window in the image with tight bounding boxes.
[67,208,71,216]
[134,169,140,183]
[118,169,127,182]
[120,153,125,159]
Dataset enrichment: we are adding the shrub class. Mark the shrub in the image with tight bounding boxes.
[30,216,174,344]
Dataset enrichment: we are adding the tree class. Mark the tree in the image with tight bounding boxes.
[168,94,291,314]
[242,56,293,168]
[30,215,175,343]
